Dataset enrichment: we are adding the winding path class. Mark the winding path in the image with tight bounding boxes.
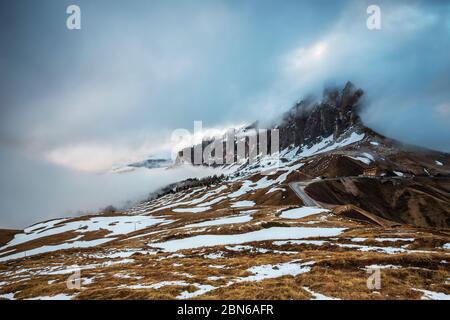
[288,182,319,207]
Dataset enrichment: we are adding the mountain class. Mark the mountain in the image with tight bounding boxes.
[0,82,449,300]
[176,81,450,228]
[277,81,364,148]
[176,82,365,164]
[111,158,173,173]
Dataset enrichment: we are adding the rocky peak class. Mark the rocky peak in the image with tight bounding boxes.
[277,81,364,149]
[176,82,366,165]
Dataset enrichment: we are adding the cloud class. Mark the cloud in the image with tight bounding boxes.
[435,103,450,119]
[286,41,329,70]
[45,143,158,173]
[45,121,248,172]
[281,1,443,89]
[383,4,439,31]
[248,1,450,151]
[1,0,239,159]
[0,143,226,228]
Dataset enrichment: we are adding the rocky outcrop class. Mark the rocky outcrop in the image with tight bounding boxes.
[176,81,365,165]
[277,81,364,149]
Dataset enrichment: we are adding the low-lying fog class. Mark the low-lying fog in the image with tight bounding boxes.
[0,147,224,229]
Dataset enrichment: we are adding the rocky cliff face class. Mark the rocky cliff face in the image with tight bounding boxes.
[176,81,365,165]
[278,81,364,149]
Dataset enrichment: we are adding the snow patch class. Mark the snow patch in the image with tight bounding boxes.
[303,287,339,300]
[0,237,115,262]
[231,200,255,208]
[149,227,346,252]
[413,289,450,300]
[280,207,329,219]
[364,264,402,270]
[185,215,252,229]
[0,215,168,253]
[177,284,216,299]
[240,261,313,282]
[273,240,326,246]
[173,207,211,213]
[28,294,74,300]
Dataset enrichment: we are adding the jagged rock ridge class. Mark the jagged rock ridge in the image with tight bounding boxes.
[176,81,366,165]
[278,81,364,149]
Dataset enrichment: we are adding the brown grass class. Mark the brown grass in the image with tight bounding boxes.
[0,181,449,300]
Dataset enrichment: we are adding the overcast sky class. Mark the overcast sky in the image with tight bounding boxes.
[0,0,449,228]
